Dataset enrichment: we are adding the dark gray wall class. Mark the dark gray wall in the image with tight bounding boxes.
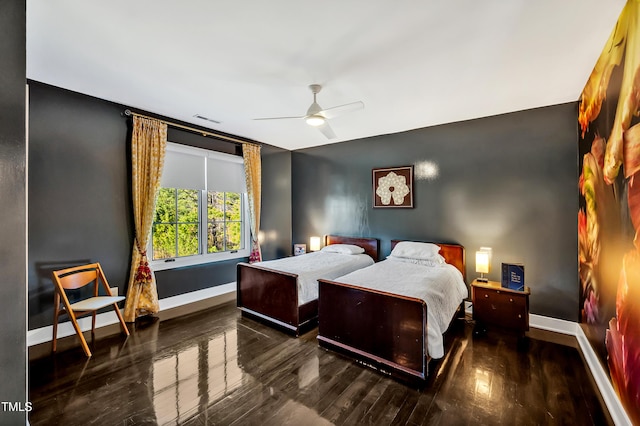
[28,82,133,330]
[260,145,292,260]
[292,103,579,321]
[0,0,27,423]
[28,82,290,329]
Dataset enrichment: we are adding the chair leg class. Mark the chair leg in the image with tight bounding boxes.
[112,303,130,336]
[52,292,60,353]
[68,312,92,357]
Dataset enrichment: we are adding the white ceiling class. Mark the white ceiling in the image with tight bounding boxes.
[27,1,625,151]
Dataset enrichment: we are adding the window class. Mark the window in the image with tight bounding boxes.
[150,142,249,270]
[153,188,200,259]
[207,191,243,253]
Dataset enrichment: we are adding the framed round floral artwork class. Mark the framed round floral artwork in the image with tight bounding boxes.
[372,166,413,208]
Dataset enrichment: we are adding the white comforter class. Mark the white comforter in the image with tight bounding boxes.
[333,259,468,359]
[254,251,374,305]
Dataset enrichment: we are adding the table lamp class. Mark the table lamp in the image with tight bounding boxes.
[310,236,321,252]
[475,247,491,282]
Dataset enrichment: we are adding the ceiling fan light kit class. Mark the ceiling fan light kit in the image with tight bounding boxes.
[306,115,325,126]
[253,83,364,139]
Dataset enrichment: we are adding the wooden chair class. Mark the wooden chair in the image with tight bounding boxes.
[52,262,129,357]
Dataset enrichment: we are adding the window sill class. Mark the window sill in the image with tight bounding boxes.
[151,251,249,271]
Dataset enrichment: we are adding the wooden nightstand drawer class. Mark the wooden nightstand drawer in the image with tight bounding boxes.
[472,279,530,334]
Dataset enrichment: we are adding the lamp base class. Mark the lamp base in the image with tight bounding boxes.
[476,277,488,283]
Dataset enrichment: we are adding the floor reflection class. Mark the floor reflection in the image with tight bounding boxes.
[152,323,245,424]
[297,355,319,389]
[473,368,493,398]
[148,313,326,425]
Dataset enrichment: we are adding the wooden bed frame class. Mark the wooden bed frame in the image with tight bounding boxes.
[236,235,380,336]
[317,240,466,383]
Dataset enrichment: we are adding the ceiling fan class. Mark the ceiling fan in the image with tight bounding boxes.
[253,84,364,139]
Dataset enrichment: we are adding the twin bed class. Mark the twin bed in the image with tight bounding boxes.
[236,236,467,383]
[318,240,467,383]
[236,235,380,335]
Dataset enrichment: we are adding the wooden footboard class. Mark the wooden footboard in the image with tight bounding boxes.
[317,279,429,382]
[237,263,317,335]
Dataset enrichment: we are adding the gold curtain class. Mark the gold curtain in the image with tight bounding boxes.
[124,116,167,322]
[243,143,262,262]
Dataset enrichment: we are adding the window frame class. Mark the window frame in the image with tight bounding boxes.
[150,142,250,271]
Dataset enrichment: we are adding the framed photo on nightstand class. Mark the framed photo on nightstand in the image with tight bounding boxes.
[294,244,306,256]
[501,263,525,291]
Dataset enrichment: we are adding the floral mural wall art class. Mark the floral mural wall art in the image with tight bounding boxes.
[578,1,640,423]
[372,166,413,208]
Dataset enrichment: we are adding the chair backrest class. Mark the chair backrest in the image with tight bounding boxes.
[52,263,109,294]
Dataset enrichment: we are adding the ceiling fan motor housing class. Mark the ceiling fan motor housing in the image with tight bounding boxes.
[306,84,325,125]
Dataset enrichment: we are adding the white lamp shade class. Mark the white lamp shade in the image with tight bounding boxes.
[476,251,490,274]
[310,236,321,251]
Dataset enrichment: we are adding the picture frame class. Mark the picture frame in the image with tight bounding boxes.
[501,263,525,291]
[372,166,414,208]
[293,244,307,256]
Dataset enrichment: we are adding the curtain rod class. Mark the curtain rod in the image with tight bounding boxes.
[123,109,260,147]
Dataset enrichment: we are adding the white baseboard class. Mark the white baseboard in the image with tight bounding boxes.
[529,314,631,426]
[158,282,235,311]
[529,313,577,335]
[574,324,631,426]
[27,282,236,347]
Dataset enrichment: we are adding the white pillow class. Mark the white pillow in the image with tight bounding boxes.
[390,241,441,260]
[321,244,365,255]
[387,254,445,267]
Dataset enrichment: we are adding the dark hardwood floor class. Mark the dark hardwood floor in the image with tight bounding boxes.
[29,301,612,425]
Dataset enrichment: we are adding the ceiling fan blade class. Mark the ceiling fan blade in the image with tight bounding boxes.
[319,101,364,119]
[253,115,305,121]
[317,121,336,139]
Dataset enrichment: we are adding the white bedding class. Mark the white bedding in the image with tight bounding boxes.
[254,251,374,305]
[333,259,468,359]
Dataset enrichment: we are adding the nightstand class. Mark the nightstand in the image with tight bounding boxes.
[471,279,530,337]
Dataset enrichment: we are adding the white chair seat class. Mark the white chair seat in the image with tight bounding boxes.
[70,296,125,311]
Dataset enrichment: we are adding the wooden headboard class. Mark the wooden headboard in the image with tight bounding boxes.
[390,240,466,281]
[325,235,380,261]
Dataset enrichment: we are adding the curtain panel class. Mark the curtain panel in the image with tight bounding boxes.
[243,144,262,262]
[124,116,167,322]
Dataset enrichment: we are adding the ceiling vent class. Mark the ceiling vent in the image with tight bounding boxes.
[193,114,221,124]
